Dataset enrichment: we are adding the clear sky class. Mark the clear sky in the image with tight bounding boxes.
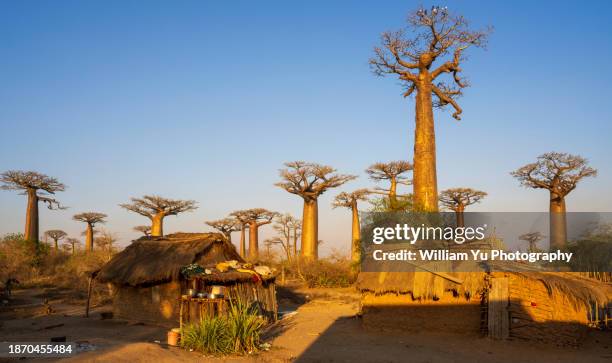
[1,1,611,255]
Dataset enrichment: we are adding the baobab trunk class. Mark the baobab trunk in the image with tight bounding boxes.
[25,188,39,242]
[456,205,465,228]
[85,224,94,252]
[239,226,246,258]
[351,203,361,264]
[248,222,259,260]
[413,83,439,212]
[151,213,164,237]
[549,193,567,250]
[301,199,318,261]
[389,178,399,210]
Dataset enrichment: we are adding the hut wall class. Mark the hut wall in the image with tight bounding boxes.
[361,291,482,334]
[113,281,180,326]
[506,274,590,346]
[225,281,277,321]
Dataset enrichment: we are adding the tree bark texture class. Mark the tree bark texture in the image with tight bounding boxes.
[301,199,318,261]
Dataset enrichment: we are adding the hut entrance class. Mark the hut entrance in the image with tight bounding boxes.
[488,277,509,340]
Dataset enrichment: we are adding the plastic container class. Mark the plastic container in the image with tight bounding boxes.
[167,329,180,346]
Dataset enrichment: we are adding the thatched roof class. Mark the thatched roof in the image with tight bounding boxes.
[356,270,611,308]
[97,233,243,287]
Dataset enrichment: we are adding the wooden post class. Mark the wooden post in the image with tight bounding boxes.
[179,298,184,331]
[85,274,94,318]
[488,277,509,340]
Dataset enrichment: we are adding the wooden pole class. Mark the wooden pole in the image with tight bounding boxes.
[85,275,94,317]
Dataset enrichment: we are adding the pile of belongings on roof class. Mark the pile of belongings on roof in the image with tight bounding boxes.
[180,260,275,283]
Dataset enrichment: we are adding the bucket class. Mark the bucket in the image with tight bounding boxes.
[167,329,180,346]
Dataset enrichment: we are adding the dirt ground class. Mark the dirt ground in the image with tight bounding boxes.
[1,286,611,363]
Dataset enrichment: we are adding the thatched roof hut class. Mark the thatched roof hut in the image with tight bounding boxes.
[357,268,611,345]
[97,233,242,287]
[97,233,277,325]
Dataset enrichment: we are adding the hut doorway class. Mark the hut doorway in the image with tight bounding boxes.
[488,277,509,339]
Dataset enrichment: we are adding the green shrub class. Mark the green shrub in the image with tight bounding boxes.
[180,300,265,355]
[226,301,265,353]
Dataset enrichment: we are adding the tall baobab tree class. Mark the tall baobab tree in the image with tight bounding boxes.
[120,195,197,237]
[73,212,107,252]
[439,188,487,227]
[206,218,240,243]
[230,209,277,260]
[370,6,490,211]
[0,171,66,243]
[519,232,544,253]
[133,225,151,237]
[276,161,356,261]
[65,237,81,255]
[511,152,597,249]
[332,189,370,264]
[44,229,67,251]
[366,161,412,210]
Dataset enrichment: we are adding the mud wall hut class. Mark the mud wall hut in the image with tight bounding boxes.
[357,270,610,346]
[96,233,277,326]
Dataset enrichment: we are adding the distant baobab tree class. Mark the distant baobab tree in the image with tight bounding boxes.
[73,212,107,252]
[44,229,67,251]
[65,237,81,255]
[0,170,66,243]
[230,209,277,260]
[276,161,356,261]
[511,152,597,249]
[519,232,544,253]
[133,225,151,237]
[439,188,487,227]
[230,213,250,258]
[272,213,301,262]
[366,161,412,210]
[206,218,240,243]
[370,6,490,211]
[333,189,370,264]
[120,195,197,237]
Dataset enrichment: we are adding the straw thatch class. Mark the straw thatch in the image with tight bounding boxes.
[356,270,611,308]
[97,233,243,287]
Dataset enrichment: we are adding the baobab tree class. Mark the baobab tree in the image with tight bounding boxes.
[65,237,81,255]
[370,6,490,211]
[44,229,67,251]
[332,189,370,264]
[519,232,544,253]
[205,218,240,243]
[229,213,250,258]
[133,225,151,237]
[276,161,356,260]
[0,171,66,243]
[439,188,487,227]
[511,152,597,249]
[366,161,412,210]
[120,195,197,237]
[73,212,107,252]
[230,209,277,260]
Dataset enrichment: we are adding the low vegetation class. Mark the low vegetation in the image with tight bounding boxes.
[180,300,265,355]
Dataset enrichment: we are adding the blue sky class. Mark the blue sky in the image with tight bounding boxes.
[1,1,611,254]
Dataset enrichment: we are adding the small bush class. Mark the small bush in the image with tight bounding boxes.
[300,259,355,288]
[180,300,265,355]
